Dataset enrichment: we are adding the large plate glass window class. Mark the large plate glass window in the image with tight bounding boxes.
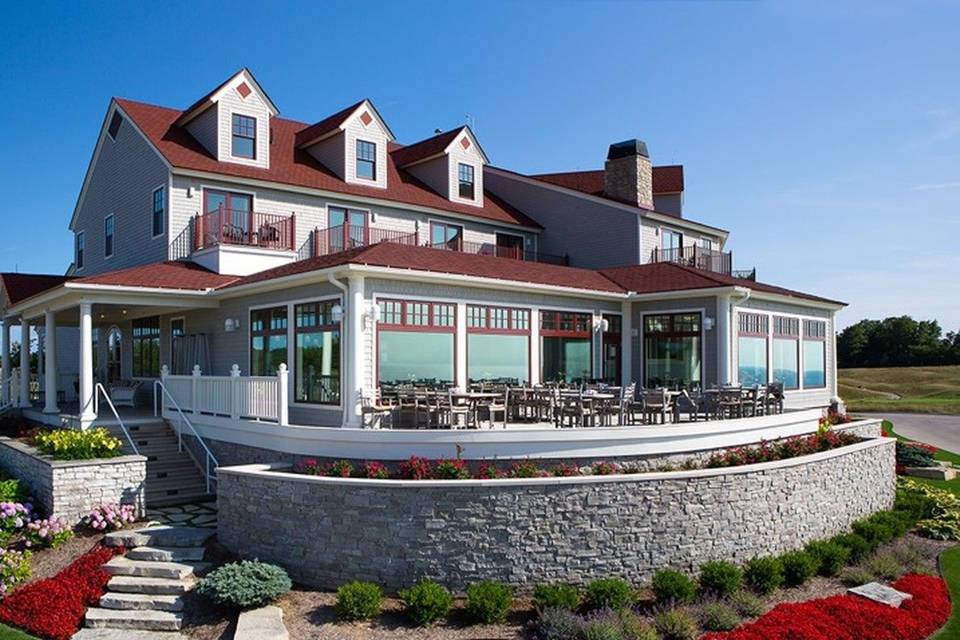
[378,300,455,387]
[231,114,256,159]
[644,313,702,388]
[467,305,530,386]
[772,316,799,389]
[540,311,592,383]
[356,140,376,180]
[250,307,288,376]
[803,319,827,388]
[294,301,341,404]
[430,222,463,251]
[132,318,160,378]
[737,312,768,386]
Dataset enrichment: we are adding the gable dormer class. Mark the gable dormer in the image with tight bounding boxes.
[295,100,393,189]
[392,127,488,207]
[176,68,278,170]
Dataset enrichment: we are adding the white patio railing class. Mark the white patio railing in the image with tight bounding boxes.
[157,364,289,425]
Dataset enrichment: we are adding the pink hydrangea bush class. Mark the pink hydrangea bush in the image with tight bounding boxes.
[24,517,72,549]
[83,503,137,531]
[0,502,32,547]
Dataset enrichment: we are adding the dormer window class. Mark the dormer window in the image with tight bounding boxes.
[356,140,376,180]
[231,114,257,159]
[458,163,475,200]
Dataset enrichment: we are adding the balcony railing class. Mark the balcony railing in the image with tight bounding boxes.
[192,207,296,252]
[651,245,733,275]
[308,224,570,266]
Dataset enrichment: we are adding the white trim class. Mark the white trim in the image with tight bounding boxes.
[172,168,542,234]
[224,109,262,165]
[638,307,707,388]
[733,308,831,392]
[151,184,166,240]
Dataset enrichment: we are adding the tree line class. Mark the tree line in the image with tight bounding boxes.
[838,316,960,368]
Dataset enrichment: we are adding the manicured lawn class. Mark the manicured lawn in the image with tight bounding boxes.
[0,623,36,640]
[841,365,960,414]
[934,544,960,639]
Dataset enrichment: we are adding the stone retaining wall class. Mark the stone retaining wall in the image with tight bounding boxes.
[217,436,895,591]
[0,437,146,523]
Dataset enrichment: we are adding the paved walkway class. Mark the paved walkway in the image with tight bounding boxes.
[865,412,960,453]
[145,501,217,529]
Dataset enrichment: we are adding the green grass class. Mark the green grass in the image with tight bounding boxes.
[934,544,960,638]
[0,623,36,640]
[840,365,960,415]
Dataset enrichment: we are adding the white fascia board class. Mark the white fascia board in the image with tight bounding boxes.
[627,286,743,302]
[745,289,845,311]
[442,126,489,164]
[485,166,724,238]
[209,69,279,117]
[8,282,220,319]
[70,100,173,230]
[172,168,542,234]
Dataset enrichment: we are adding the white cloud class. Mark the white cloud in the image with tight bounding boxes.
[911,181,960,191]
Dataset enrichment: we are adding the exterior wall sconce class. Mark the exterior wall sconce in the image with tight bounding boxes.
[224,318,240,332]
[704,316,715,331]
[596,318,610,332]
[363,303,381,330]
[331,304,344,324]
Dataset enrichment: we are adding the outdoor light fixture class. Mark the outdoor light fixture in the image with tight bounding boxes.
[596,318,610,332]
[704,316,715,331]
[362,303,381,330]
[331,304,344,324]
[224,318,240,332]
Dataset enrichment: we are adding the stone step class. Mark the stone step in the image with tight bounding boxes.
[105,525,215,548]
[127,546,206,562]
[107,575,195,595]
[104,556,210,580]
[99,592,184,612]
[72,629,186,640]
[85,608,183,631]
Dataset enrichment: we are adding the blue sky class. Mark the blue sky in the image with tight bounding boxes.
[1,1,958,332]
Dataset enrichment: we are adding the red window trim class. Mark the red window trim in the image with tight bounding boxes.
[378,299,456,333]
[327,206,370,246]
[466,305,530,335]
[539,310,592,338]
[293,301,342,406]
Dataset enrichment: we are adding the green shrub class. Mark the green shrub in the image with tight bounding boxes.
[840,566,876,587]
[780,550,817,587]
[536,607,581,640]
[852,519,894,549]
[744,556,783,595]
[465,580,513,624]
[870,510,912,538]
[533,583,579,611]
[864,552,904,581]
[806,541,850,577]
[701,602,740,632]
[894,489,935,522]
[891,541,926,573]
[896,440,935,467]
[729,590,765,618]
[195,560,291,609]
[580,618,622,640]
[651,569,696,604]
[615,609,657,640]
[654,608,698,640]
[698,560,742,597]
[832,533,872,563]
[34,427,123,460]
[334,581,382,621]
[0,549,31,594]
[583,577,634,611]
[398,579,453,626]
[0,478,27,503]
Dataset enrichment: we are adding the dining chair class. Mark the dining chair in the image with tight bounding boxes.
[673,389,700,423]
[447,389,474,429]
[642,388,669,424]
[360,391,393,429]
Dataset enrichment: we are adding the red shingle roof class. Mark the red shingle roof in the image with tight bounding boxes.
[0,273,73,306]
[227,243,624,293]
[116,99,540,229]
[73,261,237,291]
[293,99,366,148]
[390,129,463,167]
[600,262,843,305]
[532,165,684,196]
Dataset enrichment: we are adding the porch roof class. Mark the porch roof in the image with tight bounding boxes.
[72,260,238,291]
[0,272,73,307]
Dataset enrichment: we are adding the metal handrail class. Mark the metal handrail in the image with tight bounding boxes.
[93,383,140,456]
[153,380,219,494]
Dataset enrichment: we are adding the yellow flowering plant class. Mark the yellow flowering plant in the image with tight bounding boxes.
[33,428,123,460]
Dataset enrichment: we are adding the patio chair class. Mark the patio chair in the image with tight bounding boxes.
[595,389,621,426]
[765,382,785,414]
[108,380,141,408]
[447,390,475,429]
[558,393,595,428]
[673,390,700,422]
[360,392,394,429]
[623,385,645,425]
[479,390,508,429]
[641,388,669,424]
[717,387,743,419]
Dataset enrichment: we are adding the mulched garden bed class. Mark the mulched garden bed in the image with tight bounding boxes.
[20,530,103,585]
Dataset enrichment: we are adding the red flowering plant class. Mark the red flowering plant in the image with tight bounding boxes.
[432,458,471,480]
[551,462,580,477]
[591,461,619,476]
[702,573,948,640]
[0,544,123,640]
[358,461,388,479]
[324,459,354,478]
[706,432,859,469]
[508,460,550,478]
[398,456,432,480]
[293,458,323,476]
[476,462,502,479]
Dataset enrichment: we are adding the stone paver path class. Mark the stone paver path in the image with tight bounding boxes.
[146,501,217,529]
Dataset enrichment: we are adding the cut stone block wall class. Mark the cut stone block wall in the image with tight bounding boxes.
[217,436,895,591]
[0,437,146,523]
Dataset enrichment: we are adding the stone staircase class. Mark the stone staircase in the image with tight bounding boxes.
[104,419,212,506]
[73,525,214,638]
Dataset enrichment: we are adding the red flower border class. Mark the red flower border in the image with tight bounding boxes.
[703,574,949,640]
[0,544,122,640]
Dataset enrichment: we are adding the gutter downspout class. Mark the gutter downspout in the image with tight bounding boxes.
[723,287,752,385]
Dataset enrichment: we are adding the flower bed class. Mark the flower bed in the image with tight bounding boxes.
[291,430,864,480]
[702,573,949,640]
[0,544,122,640]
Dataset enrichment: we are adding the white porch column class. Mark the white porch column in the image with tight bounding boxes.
[716,294,732,385]
[455,303,467,390]
[343,275,365,428]
[529,308,541,386]
[1,321,10,404]
[78,302,96,427]
[43,311,59,414]
[19,317,29,408]
[620,301,633,385]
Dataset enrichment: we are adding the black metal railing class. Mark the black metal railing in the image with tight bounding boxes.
[651,245,733,275]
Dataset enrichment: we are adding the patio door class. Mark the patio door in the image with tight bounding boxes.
[495,233,524,260]
[204,190,253,243]
[106,328,122,384]
[327,207,368,253]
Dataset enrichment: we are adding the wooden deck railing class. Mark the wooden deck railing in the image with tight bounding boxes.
[192,207,296,252]
[651,245,733,275]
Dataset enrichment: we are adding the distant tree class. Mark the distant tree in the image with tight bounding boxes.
[838,316,960,368]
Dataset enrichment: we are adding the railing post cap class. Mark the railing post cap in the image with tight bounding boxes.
[192,364,202,376]
[278,363,288,373]
[160,364,169,377]
[230,364,241,376]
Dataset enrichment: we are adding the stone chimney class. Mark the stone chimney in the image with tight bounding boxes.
[604,139,653,209]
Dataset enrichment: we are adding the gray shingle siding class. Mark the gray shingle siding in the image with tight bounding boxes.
[72,108,170,276]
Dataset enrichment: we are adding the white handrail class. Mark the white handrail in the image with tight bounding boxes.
[154,380,219,494]
[93,383,140,456]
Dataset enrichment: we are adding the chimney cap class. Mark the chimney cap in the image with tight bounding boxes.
[607,139,649,160]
